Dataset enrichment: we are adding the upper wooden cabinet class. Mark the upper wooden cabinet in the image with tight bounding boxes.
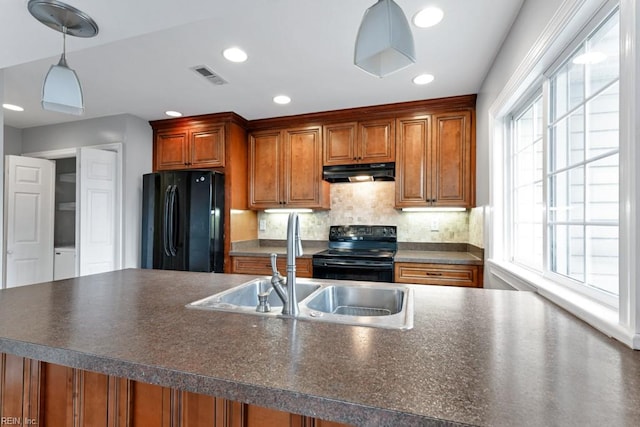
[155,124,225,170]
[396,110,475,208]
[249,126,330,210]
[323,119,395,165]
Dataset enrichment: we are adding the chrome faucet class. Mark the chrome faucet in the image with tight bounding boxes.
[268,213,303,317]
[285,212,303,316]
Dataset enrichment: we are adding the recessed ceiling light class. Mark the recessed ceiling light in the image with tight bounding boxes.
[223,47,248,63]
[165,110,183,117]
[273,95,291,105]
[413,74,435,85]
[413,7,444,28]
[572,51,607,65]
[3,103,24,112]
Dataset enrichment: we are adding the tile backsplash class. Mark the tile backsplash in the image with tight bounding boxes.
[257,182,485,247]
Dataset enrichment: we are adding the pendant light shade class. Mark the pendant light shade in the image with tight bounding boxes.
[354,0,416,78]
[42,53,84,115]
[28,0,98,115]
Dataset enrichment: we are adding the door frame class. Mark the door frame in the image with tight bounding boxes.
[22,143,124,272]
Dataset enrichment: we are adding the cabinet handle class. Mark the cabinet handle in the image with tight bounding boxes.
[426,272,443,276]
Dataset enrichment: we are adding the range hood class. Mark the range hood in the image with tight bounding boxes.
[322,162,395,183]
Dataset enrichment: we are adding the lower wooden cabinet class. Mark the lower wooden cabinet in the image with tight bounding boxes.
[0,354,352,427]
[394,262,483,288]
[231,256,313,278]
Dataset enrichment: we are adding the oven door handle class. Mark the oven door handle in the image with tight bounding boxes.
[315,260,393,268]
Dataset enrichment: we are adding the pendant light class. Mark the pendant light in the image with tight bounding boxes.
[27,0,99,115]
[354,0,416,78]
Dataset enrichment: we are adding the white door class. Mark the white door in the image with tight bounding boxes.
[4,155,55,287]
[78,147,118,276]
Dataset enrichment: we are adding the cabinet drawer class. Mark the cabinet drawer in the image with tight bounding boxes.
[394,262,482,287]
[231,256,313,278]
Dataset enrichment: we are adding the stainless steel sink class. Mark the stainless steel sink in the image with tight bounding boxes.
[187,278,413,330]
[188,278,320,315]
[304,285,404,316]
[299,284,413,330]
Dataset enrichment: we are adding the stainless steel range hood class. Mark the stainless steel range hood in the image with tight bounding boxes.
[322,162,395,183]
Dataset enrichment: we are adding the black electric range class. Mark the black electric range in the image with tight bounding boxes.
[312,225,397,283]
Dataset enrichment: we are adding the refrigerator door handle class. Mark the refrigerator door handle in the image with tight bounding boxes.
[169,185,178,256]
[163,185,172,256]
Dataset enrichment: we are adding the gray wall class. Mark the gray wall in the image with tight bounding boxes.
[3,126,22,155]
[21,114,153,269]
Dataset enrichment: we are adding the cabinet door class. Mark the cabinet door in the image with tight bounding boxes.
[156,129,188,170]
[249,131,283,208]
[359,119,395,163]
[284,127,325,207]
[431,111,474,207]
[191,125,226,168]
[323,122,357,165]
[395,117,430,207]
[231,256,313,278]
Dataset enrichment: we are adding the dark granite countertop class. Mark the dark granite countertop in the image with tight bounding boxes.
[0,269,639,426]
[229,239,326,258]
[394,250,483,265]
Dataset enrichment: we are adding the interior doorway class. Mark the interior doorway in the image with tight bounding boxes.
[3,144,123,288]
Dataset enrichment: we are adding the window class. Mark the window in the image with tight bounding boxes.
[511,95,544,271]
[508,9,620,304]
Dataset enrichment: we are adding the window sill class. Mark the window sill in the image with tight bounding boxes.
[486,259,637,349]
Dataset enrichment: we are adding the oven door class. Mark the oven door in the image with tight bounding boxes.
[312,258,394,283]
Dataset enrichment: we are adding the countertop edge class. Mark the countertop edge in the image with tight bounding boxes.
[0,337,466,427]
[230,249,484,265]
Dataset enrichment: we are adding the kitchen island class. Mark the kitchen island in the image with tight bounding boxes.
[0,269,639,426]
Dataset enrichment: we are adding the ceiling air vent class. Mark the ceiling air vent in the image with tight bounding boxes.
[190,65,228,85]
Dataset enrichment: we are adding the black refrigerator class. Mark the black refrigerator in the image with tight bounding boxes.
[141,170,224,272]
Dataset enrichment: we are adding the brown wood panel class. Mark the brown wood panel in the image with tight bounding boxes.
[248,95,476,131]
[0,354,360,427]
[249,130,282,208]
[155,130,188,171]
[432,111,473,207]
[284,127,324,207]
[245,403,305,427]
[230,256,313,278]
[191,125,226,168]
[108,376,131,427]
[78,369,110,427]
[40,362,75,426]
[359,119,395,163]
[1,354,25,420]
[395,117,430,206]
[314,419,354,427]
[130,380,169,427]
[228,122,250,211]
[181,391,216,427]
[23,358,40,425]
[323,122,357,165]
[229,210,258,243]
[224,122,251,272]
[395,262,482,287]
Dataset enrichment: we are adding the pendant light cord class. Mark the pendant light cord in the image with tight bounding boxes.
[58,25,69,68]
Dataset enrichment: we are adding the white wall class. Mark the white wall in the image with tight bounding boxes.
[0,70,4,283]
[21,114,153,269]
[476,0,564,206]
[3,126,22,155]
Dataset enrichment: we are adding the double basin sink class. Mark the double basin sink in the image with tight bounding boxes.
[187,278,414,330]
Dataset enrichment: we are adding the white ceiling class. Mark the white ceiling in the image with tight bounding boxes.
[1,0,524,129]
